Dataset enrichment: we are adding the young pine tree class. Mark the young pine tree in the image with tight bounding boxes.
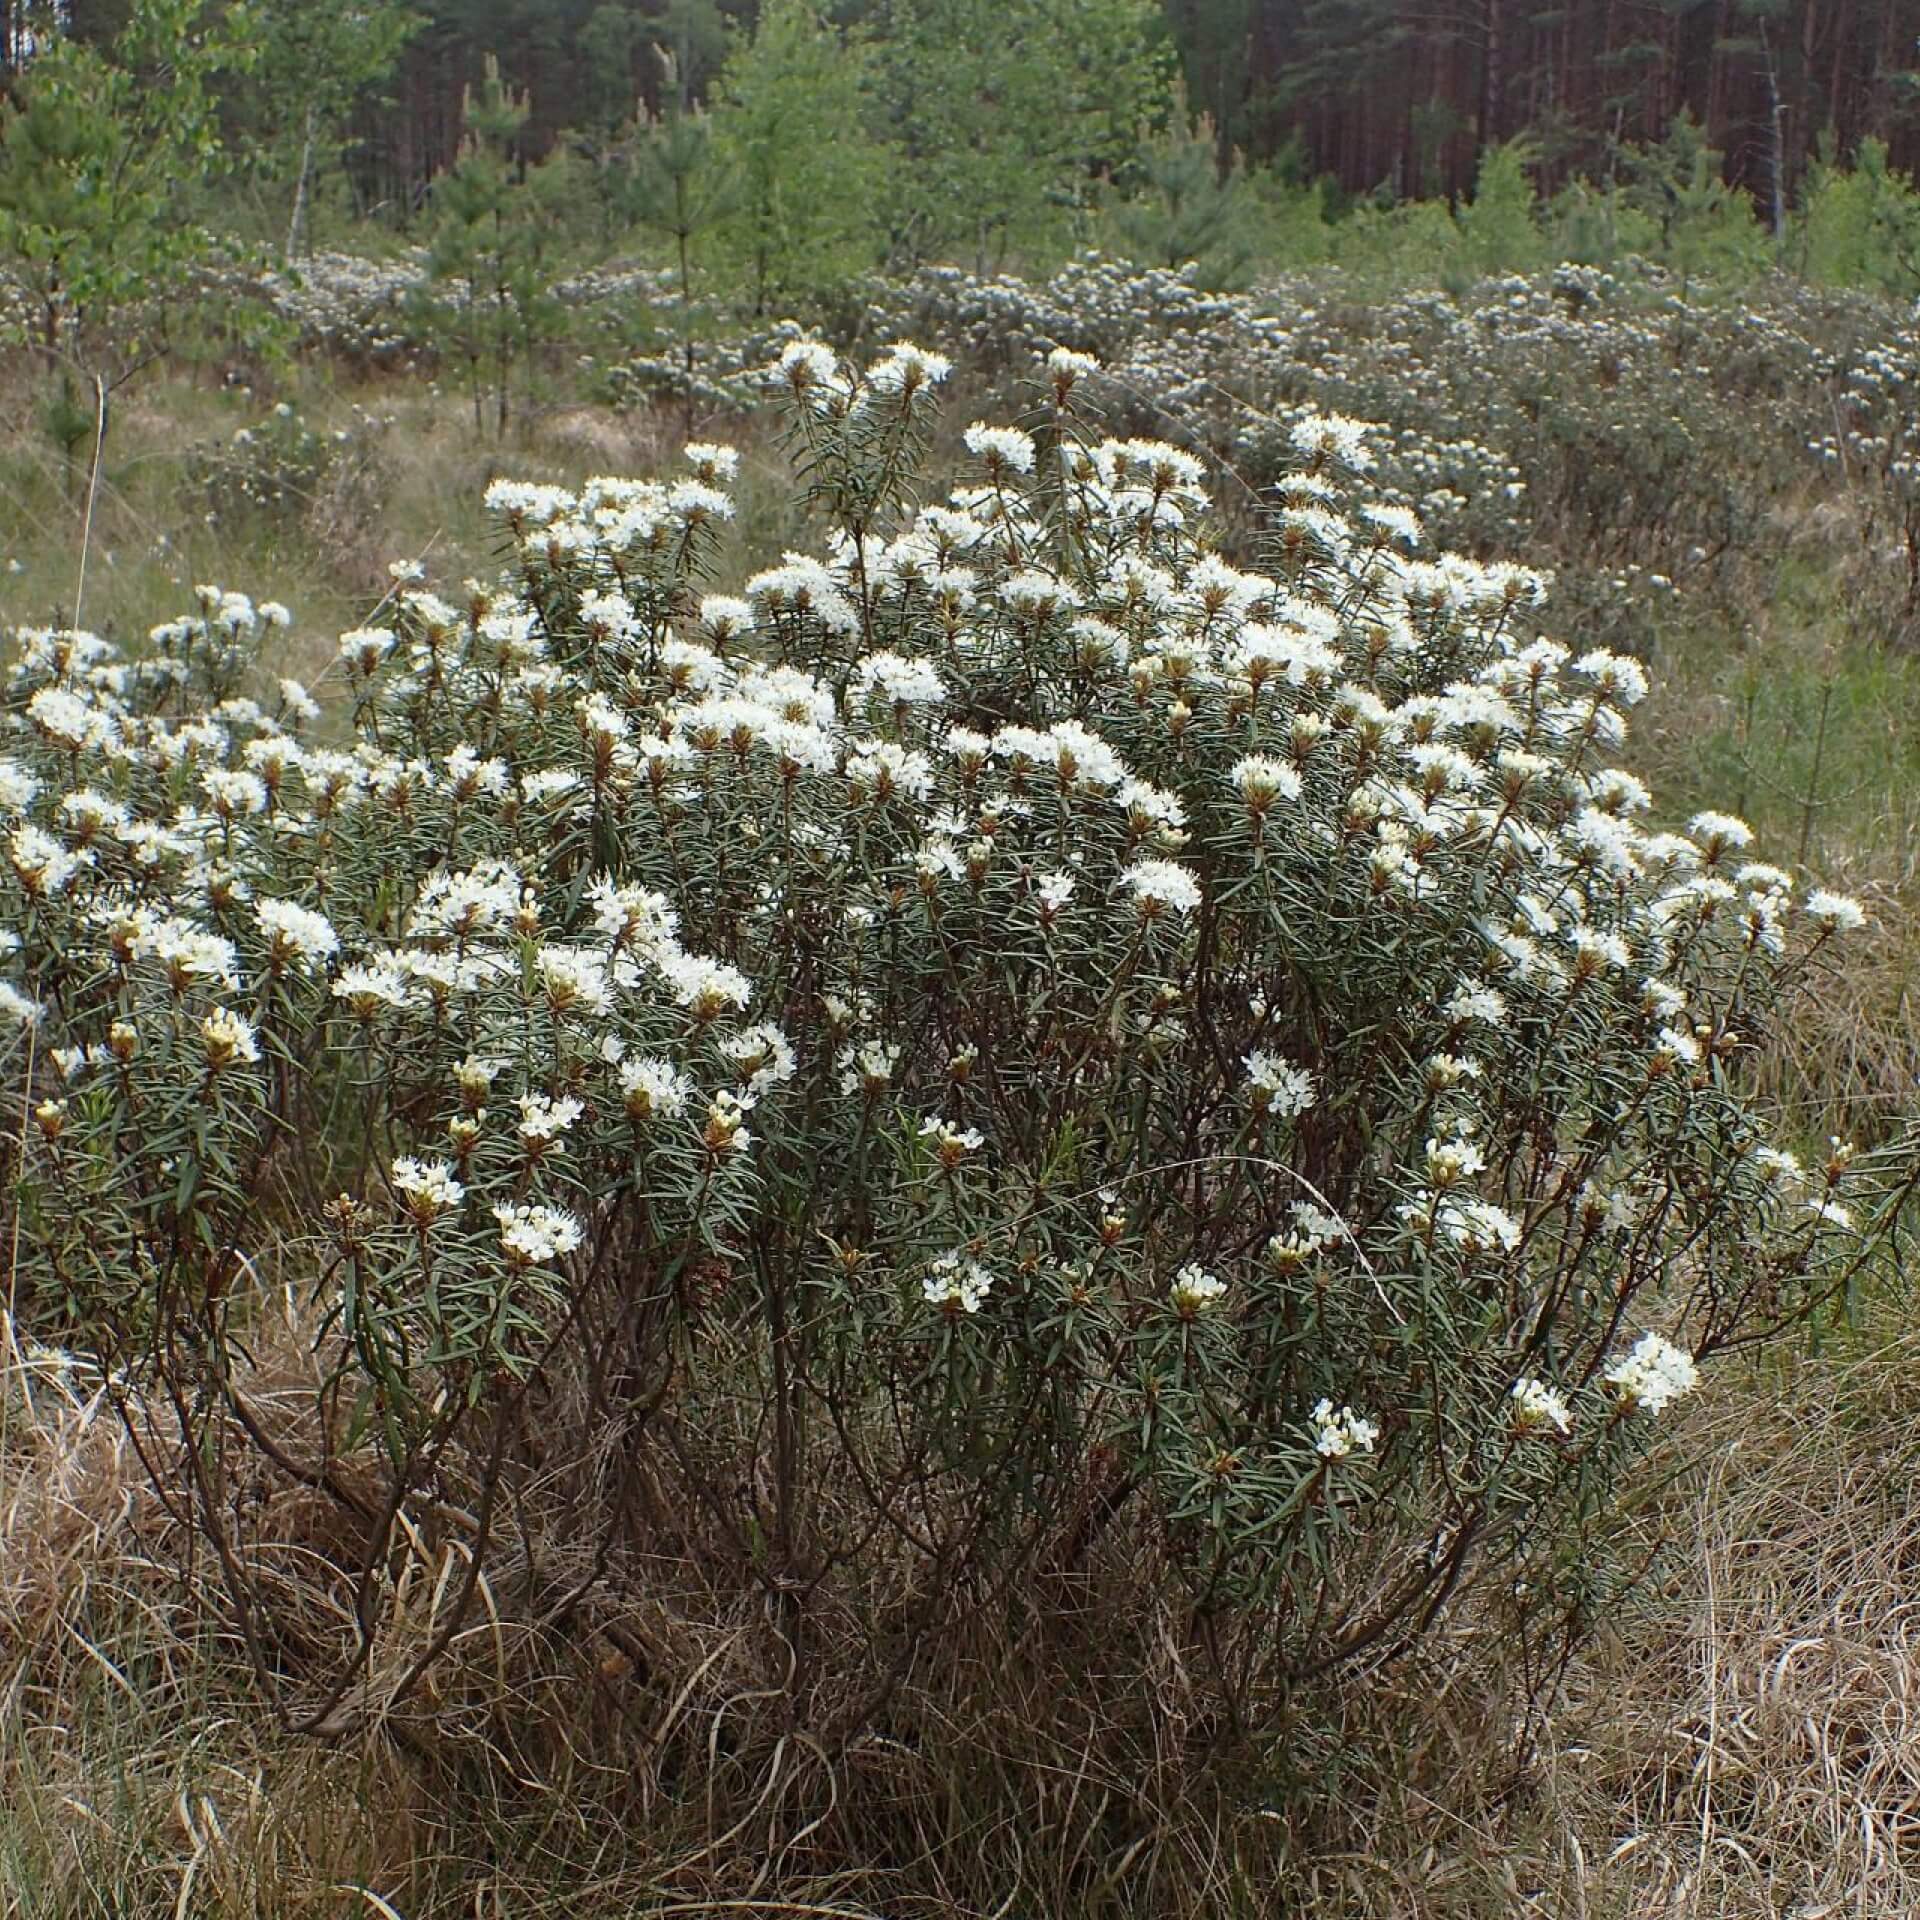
[1107,112,1256,284]
[618,101,737,386]
[417,57,565,436]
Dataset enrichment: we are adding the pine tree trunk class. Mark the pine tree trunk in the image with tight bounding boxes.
[1480,0,1503,151]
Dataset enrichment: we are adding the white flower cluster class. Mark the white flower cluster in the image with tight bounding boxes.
[923,1252,994,1314]
[1169,1264,1227,1315]
[1310,1399,1380,1460]
[1602,1332,1700,1417]
[1509,1377,1572,1436]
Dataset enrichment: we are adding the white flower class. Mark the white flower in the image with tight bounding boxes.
[587,876,679,955]
[392,1157,464,1223]
[1169,1264,1226,1315]
[923,1251,994,1314]
[719,1022,796,1096]
[963,422,1036,474]
[669,479,734,523]
[1310,1399,1380,1459]
[847,741,935,802]
[1244,1051,1315,1118]
[1400,1191,1521,1254]
[200,1006,259,1070]
[1735,862,1793,901]
[535,946,614,1018]
[1123,859,1202,919]
[1650,1025,1701,1069]
[257,898,339,973]
[0,979,42,1026]
[0,759,42,814]
[333,961,406,1016]
[838,1039,901,1096]
[867,341,952,395]
[59,788,130,838]
[1001,569,1079,615]
[746,559,860,634]
[1573,649,1650,706]
[853,650,947,708]
[1040,719,1126,792]
[1566,925,1632,977]
[701,1088,755,1156]
[1804,888,1866,934]
[1289,412,1376,471]
[1446,980,1508,1029]
[773,339,840,391]
[683,440,741,482]
[616,1055,691,1121]
[1034,871,1075,920]
[1231,754,1303,814]
[516,1092,584,1148]
[127,916,240,992]
[1510,1378,1572,1436]
[1360,501,1422,547]
[919,1115,984,1167]
[408,860,522,940]
[494,1202,584,1267]
[1046,346,1100,389]
[658,950,753,1020]
[8,824,90,897]
[27,686,116,753]
[915,839,963,884]
[699,595,754,640]
[445,743,510,799]
[1603,1332,1698,1415]
[483,480,573,525]
[1424,1133,1487,1187]
[1687,811,1754,858]
[338,626,397,674]
[1114,437,1207,493]
[1118,780,1188,839]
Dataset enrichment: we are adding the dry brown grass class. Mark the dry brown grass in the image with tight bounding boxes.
[5,1294,1920,1919]
[1283,1324,1920,1919]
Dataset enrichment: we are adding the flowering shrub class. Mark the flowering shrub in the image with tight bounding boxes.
[590,252,1917,656]
[245,250,677,375]
[189,399,391,531]
[203,245,1920,650]
[1816,309,1920,624]
[600,313,813,416]
[2,335,1912,1746]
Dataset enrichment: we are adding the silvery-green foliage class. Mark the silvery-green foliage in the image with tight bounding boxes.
[0,338,1909,1725]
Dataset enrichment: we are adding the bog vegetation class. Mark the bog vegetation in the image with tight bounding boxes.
[4,4,1920,1918]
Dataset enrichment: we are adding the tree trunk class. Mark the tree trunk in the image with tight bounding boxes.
[286,102,319,264]
[1761,28,1787,241]
[1480,0,1503,151]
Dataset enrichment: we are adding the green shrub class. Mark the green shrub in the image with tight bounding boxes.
[1,338,1910,1772]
